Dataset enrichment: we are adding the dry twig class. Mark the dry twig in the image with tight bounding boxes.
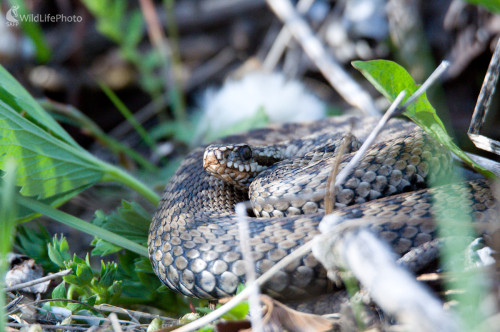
[263,0,316,71]
[325,131,353,214]
[4,269,72,293]
[235,203,263,331]
[468,37,500,155]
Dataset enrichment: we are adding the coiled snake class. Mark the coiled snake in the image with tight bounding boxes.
[148,115,498,299]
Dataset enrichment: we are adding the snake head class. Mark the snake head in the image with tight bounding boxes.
[204,143,279,190]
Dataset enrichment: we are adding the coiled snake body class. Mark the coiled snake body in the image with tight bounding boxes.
[148,115,498,299]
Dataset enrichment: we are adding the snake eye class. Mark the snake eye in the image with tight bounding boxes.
[238,145,252,161]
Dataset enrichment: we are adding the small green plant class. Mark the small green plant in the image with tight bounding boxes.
[44,234,188,313]
[193,285,249,331]
[49,236,122,309]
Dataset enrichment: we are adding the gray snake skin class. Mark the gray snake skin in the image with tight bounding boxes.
[148,115,498,299]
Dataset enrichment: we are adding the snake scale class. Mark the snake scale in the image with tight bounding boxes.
[148,115,499,299]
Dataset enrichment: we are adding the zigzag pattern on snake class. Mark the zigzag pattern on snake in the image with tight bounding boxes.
[148,115,498,299]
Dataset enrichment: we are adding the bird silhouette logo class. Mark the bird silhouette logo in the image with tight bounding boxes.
[6,5,19,26]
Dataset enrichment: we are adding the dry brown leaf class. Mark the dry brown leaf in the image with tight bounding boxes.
[241,295,335,332]
[5,254,49,294]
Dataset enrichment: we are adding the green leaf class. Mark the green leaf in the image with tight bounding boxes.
[0,159,17,330]
[63,274,79,286]
[352,60,496,179]
[0,66,77,146]
[91,200,151,256]
[15,224,60,272]
[0,65,159,205]
[52,281,66,298]
[221,301,249,321]
[463,0,500,14]
[147,318,163,332]
[66,302,86,312]
[91,239,122,256]
[124,10,144,49]
[76,263,93,285]
[100,261,118,288]
[0,98,106,199]
[81,0,126,42]
[86,295,97,307]
[48,235,71,268]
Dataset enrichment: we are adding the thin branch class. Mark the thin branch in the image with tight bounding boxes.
[468,37,500,154]
[334,91,406,187]
[7,323,88,331]
[4,269,72,293]
[109,313,123,332]
[263,0,316,71]
[94,304,176,323]
[139,0,186,121]
[266,0,381,116]
[325,131,353,214]
[401,60,450,110]
[236,203,263,331]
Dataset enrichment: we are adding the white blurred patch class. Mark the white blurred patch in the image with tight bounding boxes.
[343,0,388,40]
[197,71,326,140]
[476,247,495,267]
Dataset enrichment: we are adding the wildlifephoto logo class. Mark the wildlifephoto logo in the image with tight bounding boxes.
[5,5,82,26]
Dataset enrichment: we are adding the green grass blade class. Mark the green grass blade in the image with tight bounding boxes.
[16,195,148,257]
[7,0,51,62]
[464,0,500,14]
[39,99,158,172]
[103,166,159,205]
[0,159,18,332]
[99,82,155,148]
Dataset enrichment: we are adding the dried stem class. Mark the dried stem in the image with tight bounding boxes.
[263,0,316,71]
[468,37,500,154]
[325,131,353,214]
[5,269,72,293]
[334,91,406,187]
[109,313,123,332]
